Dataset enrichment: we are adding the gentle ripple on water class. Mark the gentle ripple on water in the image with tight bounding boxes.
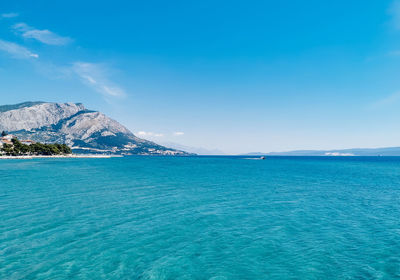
[1,156,400,279]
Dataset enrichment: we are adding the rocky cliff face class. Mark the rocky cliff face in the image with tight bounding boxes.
[0,102,189,155]
[0,102,85,131]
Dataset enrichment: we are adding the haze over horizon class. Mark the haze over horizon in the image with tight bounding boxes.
[2,1,400,154]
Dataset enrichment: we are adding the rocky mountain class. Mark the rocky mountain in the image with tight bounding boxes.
[0,102,190,155]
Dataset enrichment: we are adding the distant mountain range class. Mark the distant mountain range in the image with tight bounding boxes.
[244,147,400,156]
[0,101,190,155]
[160,142,226,155]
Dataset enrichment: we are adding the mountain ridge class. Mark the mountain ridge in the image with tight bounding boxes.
[0,101,190,155]
[0,101,46,113]
[243,147,400,156]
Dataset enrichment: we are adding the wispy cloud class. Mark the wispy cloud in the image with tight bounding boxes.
[1,13,19,18]
[173,132,184,136]
[13,23,72,45]
[390,0,400,29]
[136,131,164,137]
[371,92,400,108]
[1,19,126,100]
[387,50,400,56]
[72,62,126,97]
[0,39,38,59]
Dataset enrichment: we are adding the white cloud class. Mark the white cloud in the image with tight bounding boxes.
[0,39,38,59]
[72,62,126,97]
[137,131,164,137]
[137,131,184,138]
[13,23,72,45]
[1,13,19,18]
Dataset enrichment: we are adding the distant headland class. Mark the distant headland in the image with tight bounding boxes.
[0,102,192,156]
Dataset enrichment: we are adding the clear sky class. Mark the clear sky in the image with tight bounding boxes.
[1,1,400,154]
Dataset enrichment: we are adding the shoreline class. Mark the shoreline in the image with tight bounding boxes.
[0,154,122,159]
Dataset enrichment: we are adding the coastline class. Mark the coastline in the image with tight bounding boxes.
[0,154,121,159]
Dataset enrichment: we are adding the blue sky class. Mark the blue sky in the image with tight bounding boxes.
[1,1,400,154]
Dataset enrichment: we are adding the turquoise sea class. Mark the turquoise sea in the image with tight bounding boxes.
[1,156,400,279]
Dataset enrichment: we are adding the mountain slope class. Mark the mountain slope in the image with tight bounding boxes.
[0,102,190,155]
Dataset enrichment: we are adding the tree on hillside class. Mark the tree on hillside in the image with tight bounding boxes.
[1,131,7,137]
[1,143,13,155]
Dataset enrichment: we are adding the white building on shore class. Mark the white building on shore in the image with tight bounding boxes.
[0,135,35,145]
[20,140,35,145]
[1,134,13,141]
[0,136,13,146]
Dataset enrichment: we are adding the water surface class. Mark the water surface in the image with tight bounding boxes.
[1,156,400,279]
